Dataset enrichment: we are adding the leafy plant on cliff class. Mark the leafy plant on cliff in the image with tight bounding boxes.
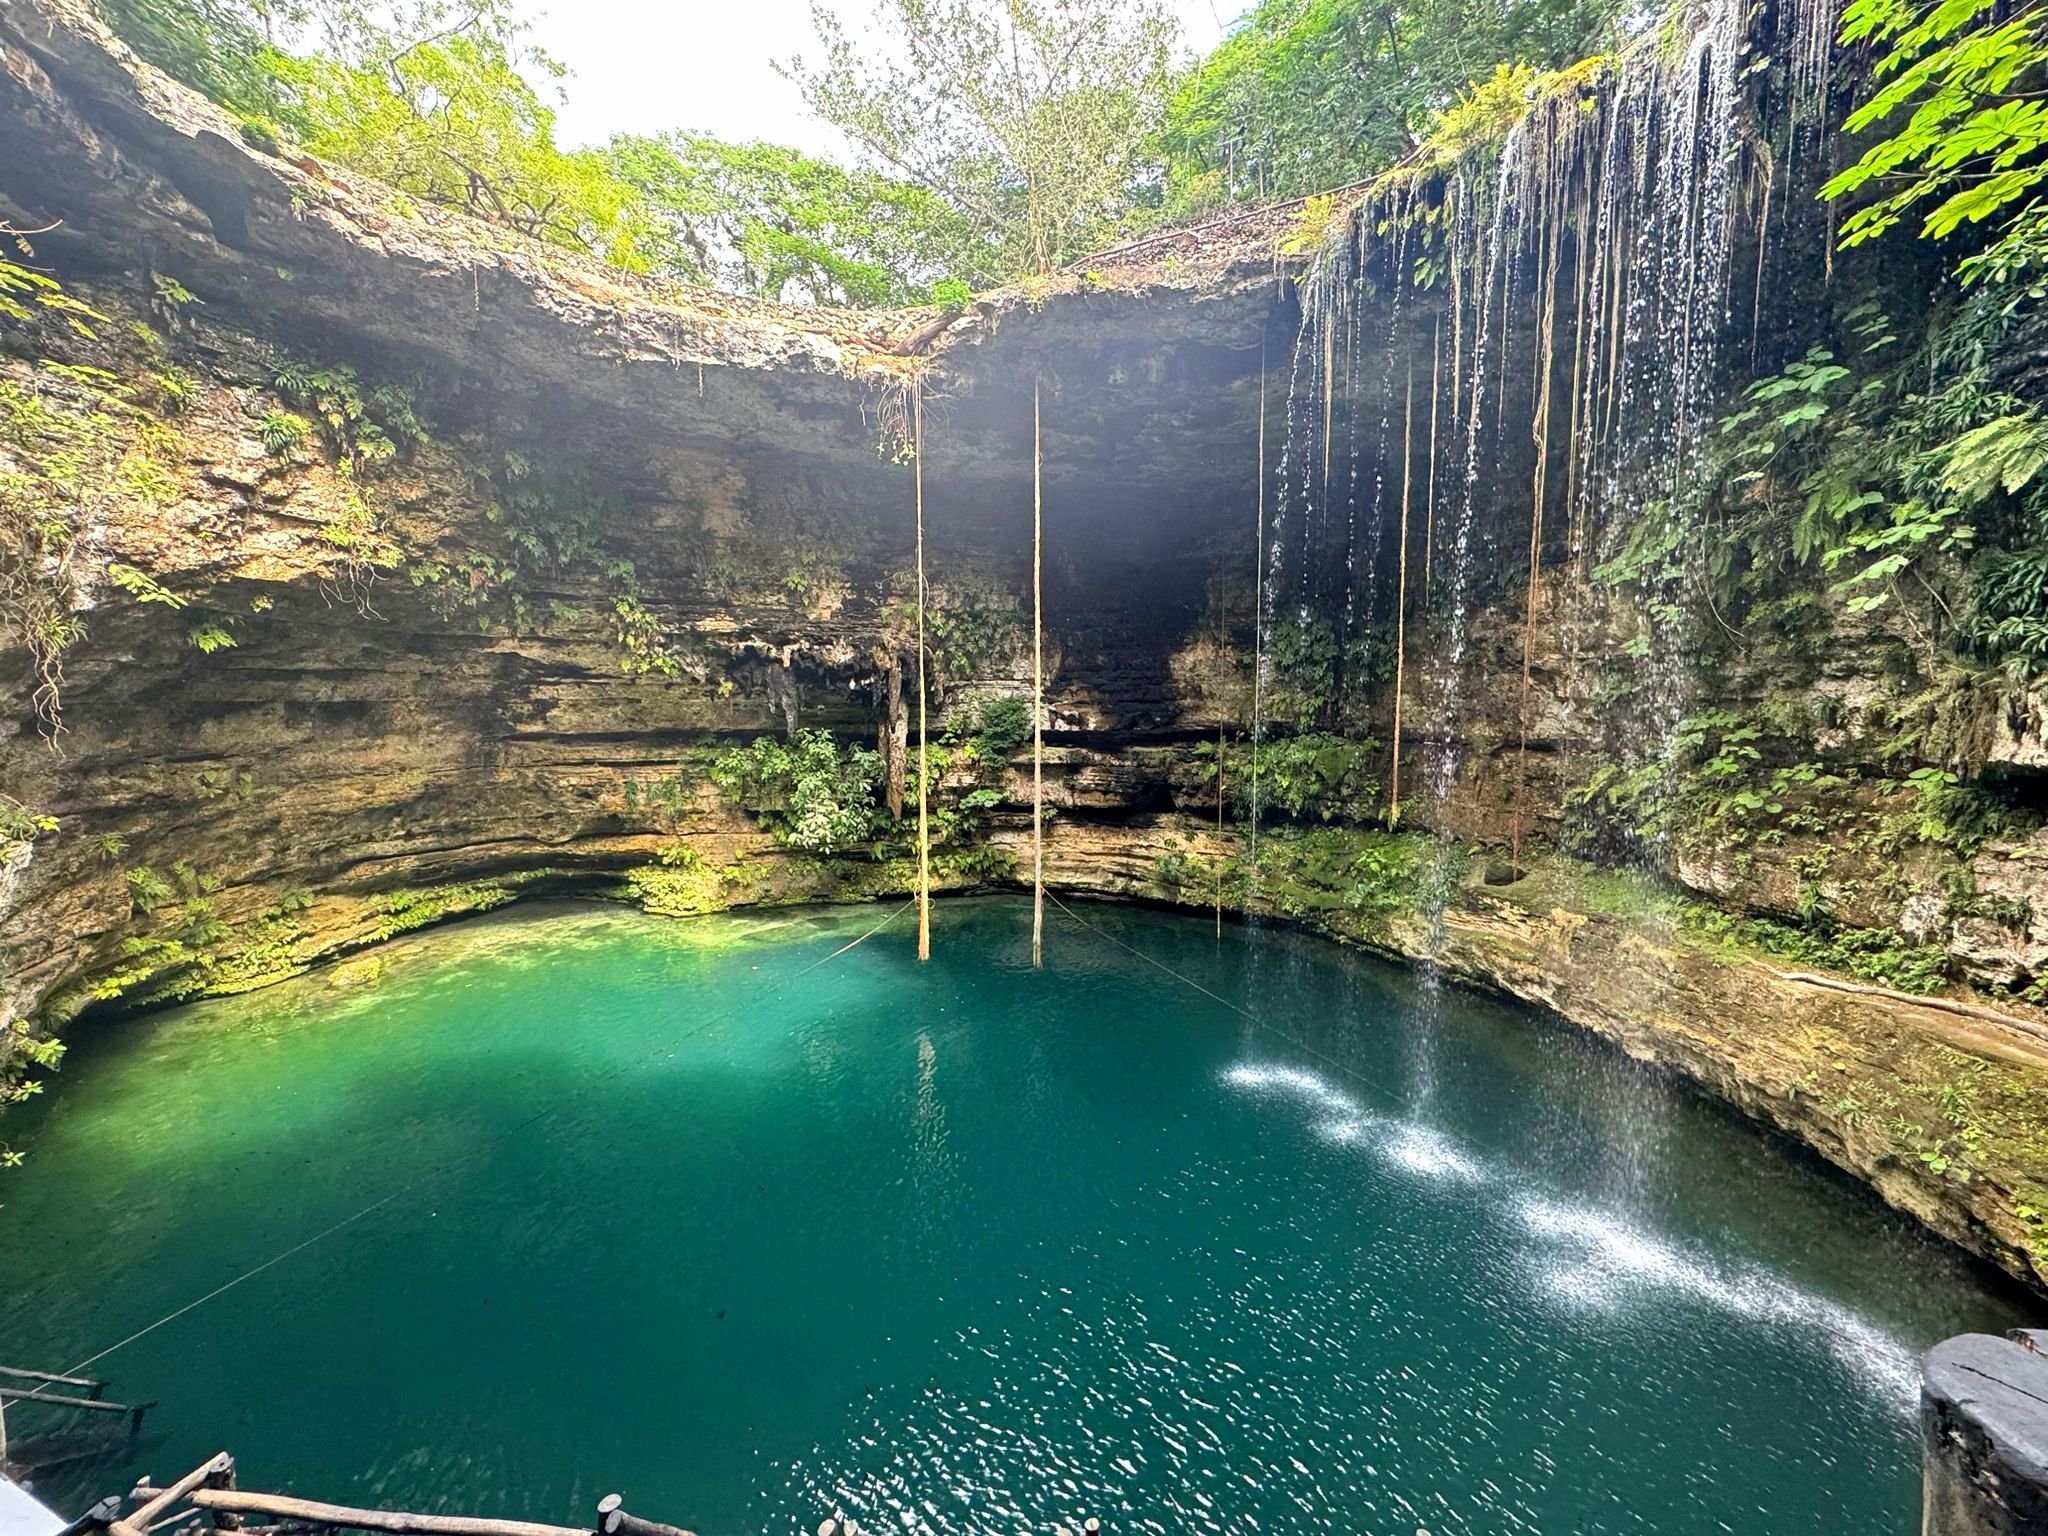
[1702,288,2048,766]
[259,409,311,456]
[970,696,1032,761]
[2,1018,65,1167]
[124,866,172,915]
[712,730,885,855]
[624,769,696,827]
[0,795,58,844]
[609,579,682,680]
[1682,902,1954,995]
[1200,732,1382,825]
[1826,0,2048,285]
[1259,607,1388,728]
[1562,711,1853,858]
[369,881,517,941]
[923,586,1020,689]
[1152,847,1200,894]
[272,360,425,470]
[1235,826,1427,930]
[1,224,106,336]
[414,454,681,677]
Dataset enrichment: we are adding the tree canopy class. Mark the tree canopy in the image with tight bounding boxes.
[1155,0,1628,214]
[1825,0,2048,286]
[91,0,975,300]
[96,0,2048,309]
[781,0,1179,276]
[278,28,653,266]
[604,133,978,305]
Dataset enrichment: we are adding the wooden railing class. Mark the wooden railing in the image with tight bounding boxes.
[117,1460,697,1536]
[87,1450,1114,1536]
[0,1365,150,1472]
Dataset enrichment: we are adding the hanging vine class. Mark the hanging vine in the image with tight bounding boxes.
[912,377,932,962]
[1032,373,1045,969]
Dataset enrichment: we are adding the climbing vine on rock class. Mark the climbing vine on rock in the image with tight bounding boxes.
[0,263,191,739]
[410,451,682,678]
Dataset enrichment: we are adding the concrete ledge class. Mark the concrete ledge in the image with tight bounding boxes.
[0,1475,65,1536]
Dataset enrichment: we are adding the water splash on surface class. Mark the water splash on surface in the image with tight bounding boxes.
[1221,1058,1921,1406]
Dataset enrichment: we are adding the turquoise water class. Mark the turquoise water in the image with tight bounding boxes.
[0,896,2030,1535]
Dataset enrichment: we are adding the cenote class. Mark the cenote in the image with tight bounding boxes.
[0,898,2024,1535]
[14,0,2048,1522]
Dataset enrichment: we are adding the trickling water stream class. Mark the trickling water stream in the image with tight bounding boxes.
[1237,0,1846,1136]
[0,899,2026,1535]
[1248,0,1831,867]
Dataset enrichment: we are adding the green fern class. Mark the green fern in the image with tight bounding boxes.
[259,409,310,455]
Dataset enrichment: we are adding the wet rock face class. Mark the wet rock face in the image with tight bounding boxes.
[0,271,1277,1029]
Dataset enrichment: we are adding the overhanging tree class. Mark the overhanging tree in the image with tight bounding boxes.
[781,0,1179,279]
[1156,0,1627,215]
[605,132,978,305]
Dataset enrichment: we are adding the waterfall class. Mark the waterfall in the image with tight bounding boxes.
[1243,0,1843,923]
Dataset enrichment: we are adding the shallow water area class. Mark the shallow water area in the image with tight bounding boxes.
[0,896,2030,1535]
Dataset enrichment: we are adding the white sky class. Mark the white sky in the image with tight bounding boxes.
[528,1,1239,159]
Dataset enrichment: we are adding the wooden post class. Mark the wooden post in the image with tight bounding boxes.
[190,1489,596,1536]
[0,1386,136,1411]
[204,1458,240,1532]
[591,1496,691,1536]
[0,1366,106,1394]
[115,1452,233,1536]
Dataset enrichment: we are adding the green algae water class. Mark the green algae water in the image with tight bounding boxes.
[0,897,2031,1535]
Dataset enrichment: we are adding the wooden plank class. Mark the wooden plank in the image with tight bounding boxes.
[0,1368,101,1393]
[115,1452,234,1536]
[189,1490,590,1536]
[0,1389,134,1415]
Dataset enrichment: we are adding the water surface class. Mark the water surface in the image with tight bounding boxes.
[0,897,2029,1534]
